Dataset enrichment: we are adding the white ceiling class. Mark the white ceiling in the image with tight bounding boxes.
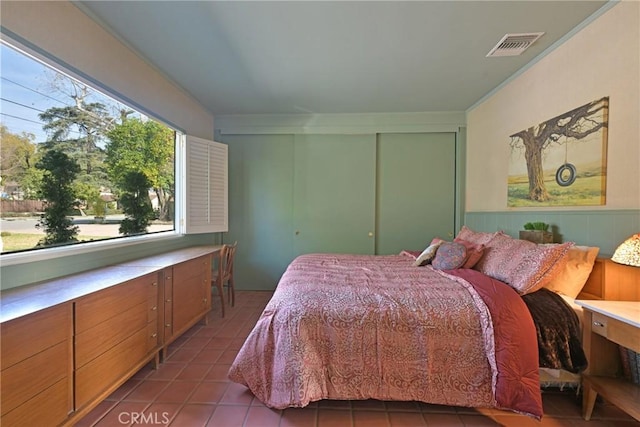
[76,1,609,115]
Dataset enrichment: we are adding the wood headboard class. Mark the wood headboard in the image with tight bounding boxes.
[578,257,640,301]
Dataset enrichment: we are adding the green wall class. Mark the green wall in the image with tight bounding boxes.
[464,209,640,256]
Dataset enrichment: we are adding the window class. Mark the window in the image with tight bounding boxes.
[0,41,177,255]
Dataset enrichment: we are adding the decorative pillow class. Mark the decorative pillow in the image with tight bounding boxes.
[453,238,485,268]
[473,233,520,272]
[432,242,468,270]
[544,246,599,299]
[455,225,500,246]
[399,250,421,259]
[413,241,444,266]
[474,233,574,294]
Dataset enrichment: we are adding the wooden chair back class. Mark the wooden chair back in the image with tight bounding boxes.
[218,241,237,284]
[218,241,238,306]
[212,241,238,317]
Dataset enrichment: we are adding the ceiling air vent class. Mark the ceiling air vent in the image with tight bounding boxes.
[486,32,544,57]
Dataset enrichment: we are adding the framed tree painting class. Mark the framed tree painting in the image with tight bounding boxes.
[508,97,609,207]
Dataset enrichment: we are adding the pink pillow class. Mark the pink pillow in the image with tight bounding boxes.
[455,225,499,246]
[474,233,574,294]
[454,238,485,269]
[399,250,421,259]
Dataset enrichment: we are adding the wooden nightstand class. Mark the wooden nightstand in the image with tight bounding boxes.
[575,300,640,421]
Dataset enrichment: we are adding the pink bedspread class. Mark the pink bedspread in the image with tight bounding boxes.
[228,254,542,418]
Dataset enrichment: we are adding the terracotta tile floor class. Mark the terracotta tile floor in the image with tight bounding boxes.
[77,291,639,427]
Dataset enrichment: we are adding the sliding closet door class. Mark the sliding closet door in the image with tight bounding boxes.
[376,132,456,255]
[224,134,295,290]
[293,134,376,255]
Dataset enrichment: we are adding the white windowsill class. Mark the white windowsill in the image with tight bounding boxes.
[0,231,182,267]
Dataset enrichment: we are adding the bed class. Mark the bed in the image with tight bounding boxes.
[228,227,597,419]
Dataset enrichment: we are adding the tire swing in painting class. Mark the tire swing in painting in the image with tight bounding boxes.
[555,138,577,187]
[555,163,576,186]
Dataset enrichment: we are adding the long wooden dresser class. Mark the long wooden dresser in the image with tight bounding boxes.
[0,245,220,427]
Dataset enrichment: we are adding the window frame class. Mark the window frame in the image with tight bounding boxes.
[0,36,185,266]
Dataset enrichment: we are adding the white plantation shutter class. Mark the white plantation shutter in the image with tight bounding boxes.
[185,135,228,233]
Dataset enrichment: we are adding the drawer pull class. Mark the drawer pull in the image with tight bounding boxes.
[166,299,172,303]
[152,282,158,287]
[593,321,605,327]
[151,306,157,311]
[165,323,171,327]
[166,276,172,280]
[151,333,157,338]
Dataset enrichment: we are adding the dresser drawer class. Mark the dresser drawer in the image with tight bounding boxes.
[1,341,68,416]
[149,299,159,323]
[1,378,69,427]
[76,301,149,368]
[163,269,174,340]
[173,274,208,332]
[148,273,159,321]
[591,312,609,338]
[591,311,640,353]
[76,274,157,333]
[147,322,159,351]
[173,256,210,281]
[1,303,71,369]
[0,303,72,426]
[76,327,150,408]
